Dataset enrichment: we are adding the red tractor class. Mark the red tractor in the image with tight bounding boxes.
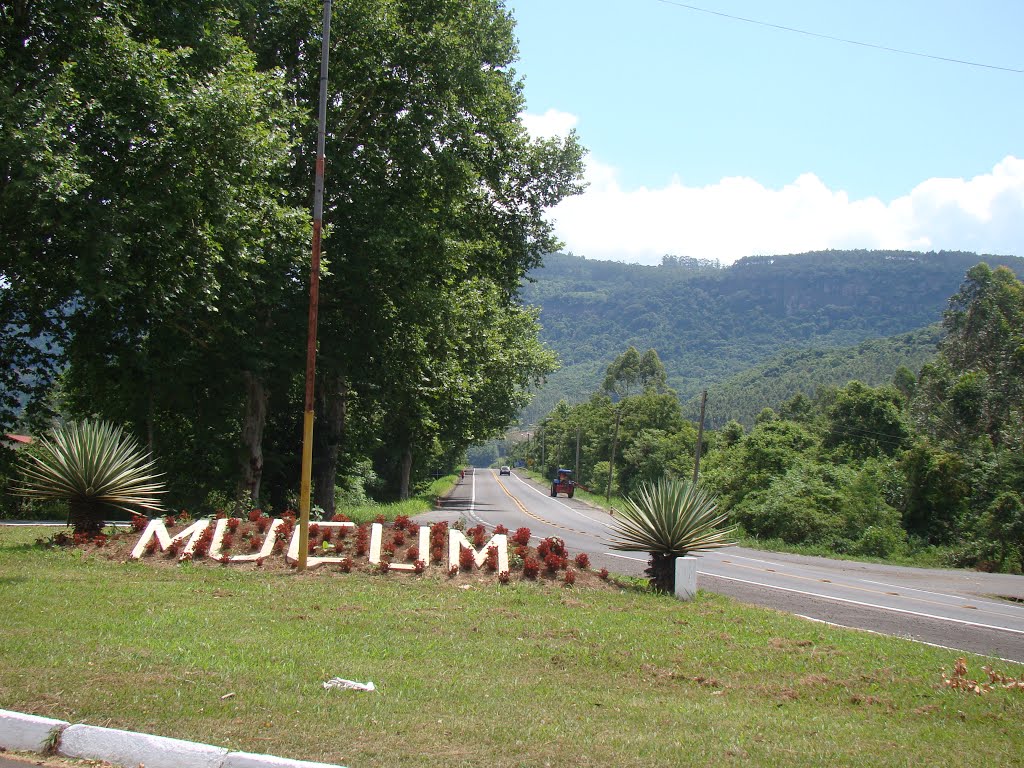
[550,469,575,498]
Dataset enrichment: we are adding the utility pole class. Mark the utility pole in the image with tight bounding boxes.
[297,0,332,571]
[692,389,707,485]
[606,407,621,501]
[574,425,581,480]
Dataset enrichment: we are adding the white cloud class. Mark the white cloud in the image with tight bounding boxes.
[547,154,1024,265]
[521,108,578,140]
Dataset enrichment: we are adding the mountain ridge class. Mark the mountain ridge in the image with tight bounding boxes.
[518,249,1024,424]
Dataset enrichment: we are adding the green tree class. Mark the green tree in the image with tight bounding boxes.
[823,381,909,461]
[898,441,968,545]
[919,263,1024,447]
[1,0,306,507]
[981,491,1024,570]
[602,347,643,399]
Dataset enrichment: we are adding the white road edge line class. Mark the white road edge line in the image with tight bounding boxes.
[791,614,1024,666]
[464,471,493,528]
[603,552,646,562]
[704,573,1024,635]
[711,552,1024,619]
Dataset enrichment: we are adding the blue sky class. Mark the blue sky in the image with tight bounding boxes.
[506,0,1024,264]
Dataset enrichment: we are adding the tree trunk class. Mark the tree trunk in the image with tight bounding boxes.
[240,371,269,503]
[399,444,413,501]
[645,552,676,593]
[69,499,103,537]
[313,374,347,517]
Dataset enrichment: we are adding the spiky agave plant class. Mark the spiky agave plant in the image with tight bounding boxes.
[610,478,734,592]
[14,420,165,535]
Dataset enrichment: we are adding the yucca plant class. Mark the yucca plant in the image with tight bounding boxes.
[610,477,734,593]
[14,420,165,535]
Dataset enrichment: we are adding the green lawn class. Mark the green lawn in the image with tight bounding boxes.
[1,526,1021,768]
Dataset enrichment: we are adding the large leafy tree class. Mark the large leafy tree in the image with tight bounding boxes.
[1,1,307,507]
[238,0,584,503]
[6,0,581,510]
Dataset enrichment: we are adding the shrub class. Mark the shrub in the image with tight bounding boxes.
[544,553,565,574]
[512,527,532,546]
[469,524,486,548]
[611,478,734,592]
[574,552,591,569]
[11,420,167,536]
[854,525,908,558]
[522,556,540,578]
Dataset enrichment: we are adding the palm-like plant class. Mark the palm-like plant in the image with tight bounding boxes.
[14,420,165,535]
[610,477,734,592]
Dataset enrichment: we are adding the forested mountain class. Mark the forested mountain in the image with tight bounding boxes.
[682,326,943,429]
[519,250,1024,423]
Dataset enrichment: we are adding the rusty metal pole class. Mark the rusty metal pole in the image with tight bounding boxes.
[298,0,332,571]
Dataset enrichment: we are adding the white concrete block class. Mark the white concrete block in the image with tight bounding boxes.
[224,750,347,768]
[58,723,227,768]
[0,708,69,752]
[675,555,698,601]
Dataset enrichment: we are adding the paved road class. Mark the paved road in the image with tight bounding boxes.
[0,755,63,766]
[440,468,1024,663]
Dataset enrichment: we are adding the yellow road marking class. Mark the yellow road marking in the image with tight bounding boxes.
[492,472,588,535]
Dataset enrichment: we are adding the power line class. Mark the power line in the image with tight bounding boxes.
[654,0,1024,74]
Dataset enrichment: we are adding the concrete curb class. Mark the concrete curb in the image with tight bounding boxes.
[0,710,68,753]
[0,709,344,768]
[58,724,228,768]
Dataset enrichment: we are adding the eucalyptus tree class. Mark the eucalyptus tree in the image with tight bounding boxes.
[912,265,1023,449]
[238,0,585,503]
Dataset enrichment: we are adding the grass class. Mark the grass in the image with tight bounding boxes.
[336,475,458,524]
[1,525,1022,767]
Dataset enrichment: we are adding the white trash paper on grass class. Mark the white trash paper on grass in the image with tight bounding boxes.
[323,677,376,692]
